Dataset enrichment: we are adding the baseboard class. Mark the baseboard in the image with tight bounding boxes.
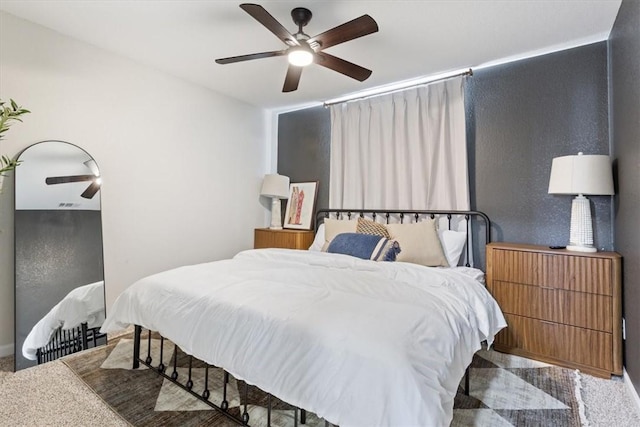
[0,342,14,358]
[624,368,640,417]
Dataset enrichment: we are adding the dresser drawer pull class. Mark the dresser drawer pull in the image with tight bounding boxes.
[539,286,556,290]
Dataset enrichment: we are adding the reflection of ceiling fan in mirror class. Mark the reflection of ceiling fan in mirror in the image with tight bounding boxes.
[45,159,101,199]
[215,3,379,92]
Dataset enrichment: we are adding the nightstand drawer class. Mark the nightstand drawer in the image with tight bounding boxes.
[488,281,563,323]
[254,228,315,250]
[491,249,613,295]
[489,281,613,332]
[496,314,613,372]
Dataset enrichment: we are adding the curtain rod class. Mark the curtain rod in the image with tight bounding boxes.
[323,68,473,107]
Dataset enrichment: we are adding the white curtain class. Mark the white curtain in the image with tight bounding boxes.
[329,76,469,210]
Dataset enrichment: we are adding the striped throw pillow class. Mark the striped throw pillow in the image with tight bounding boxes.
[356,217,391,238]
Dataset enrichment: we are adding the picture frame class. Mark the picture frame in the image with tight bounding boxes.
[283,181,318,230]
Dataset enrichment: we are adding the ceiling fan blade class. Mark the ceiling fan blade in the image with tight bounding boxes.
[80,181,101,199]
[308,15,378,51]
[315,52,372,82]
[46,175,95,185]
[216,50,287,65]
[282,65,303,92]
[240,3,298,46]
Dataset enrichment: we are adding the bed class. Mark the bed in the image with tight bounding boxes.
[22,281,107,364]
[101,209,506,427]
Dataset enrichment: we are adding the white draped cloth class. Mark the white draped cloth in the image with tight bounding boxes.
[329,76,469,210]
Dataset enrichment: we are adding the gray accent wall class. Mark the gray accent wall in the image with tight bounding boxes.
[610,0,640,395]
[277,106,331,211]
[468,42,612,249]
[277,43,612,251]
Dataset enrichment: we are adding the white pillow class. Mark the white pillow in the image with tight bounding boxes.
[321,218,358,251]
[308,223,325,251]
[438,229,467,267]
[386,219,448,267]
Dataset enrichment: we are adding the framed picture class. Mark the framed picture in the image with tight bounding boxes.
[283,181,318,230]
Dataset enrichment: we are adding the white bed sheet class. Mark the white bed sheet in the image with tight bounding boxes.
[101,249,505,427]
[23,281,105,360]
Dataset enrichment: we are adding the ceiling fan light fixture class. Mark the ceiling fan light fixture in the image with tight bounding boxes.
[216,4,378,92]
[288,47,313,67]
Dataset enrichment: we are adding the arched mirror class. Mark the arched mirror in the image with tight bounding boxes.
[14,140,106,371]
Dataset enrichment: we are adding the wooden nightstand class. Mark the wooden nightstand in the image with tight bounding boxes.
[254,228,315,250]
[486,242,622,378]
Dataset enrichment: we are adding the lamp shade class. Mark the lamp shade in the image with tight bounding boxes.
[261,174,290,199]
[548,153,614,195]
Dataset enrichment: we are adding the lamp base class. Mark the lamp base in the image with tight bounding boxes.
[269,197,283,229]
[567,195,595,251]
[566,244,597,253]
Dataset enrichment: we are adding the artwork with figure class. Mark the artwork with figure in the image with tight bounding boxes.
[284,182,318,230]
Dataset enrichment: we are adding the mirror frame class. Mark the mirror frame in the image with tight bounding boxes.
[14,140,106,370]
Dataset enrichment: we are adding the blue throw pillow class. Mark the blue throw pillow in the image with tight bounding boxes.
[327,233,401,262]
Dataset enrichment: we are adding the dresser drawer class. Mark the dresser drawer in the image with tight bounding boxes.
[487,243,622,377]
[491,249,613,295]
[496,314,613,372]
[489,281,613,332]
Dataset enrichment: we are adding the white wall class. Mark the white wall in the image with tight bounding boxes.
[0,12,269,353]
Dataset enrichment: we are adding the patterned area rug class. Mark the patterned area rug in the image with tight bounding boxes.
[63,334,585,426]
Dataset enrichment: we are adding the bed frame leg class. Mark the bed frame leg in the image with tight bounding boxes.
[301,409,306,424]
[464,366,470,396]
[158,337,165,373]
[145,329,153,364]
[133,325,141,369]
[242,382,249,424]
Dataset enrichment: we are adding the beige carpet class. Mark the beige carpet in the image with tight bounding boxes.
[0,349,129,427]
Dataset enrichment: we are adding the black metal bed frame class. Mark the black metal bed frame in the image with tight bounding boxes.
[315,208,491,268]
[131,209,491,426]
[36,322,106,364]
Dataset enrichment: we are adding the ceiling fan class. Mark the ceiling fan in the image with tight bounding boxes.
[215,3,379,92]
[45,159,101,199]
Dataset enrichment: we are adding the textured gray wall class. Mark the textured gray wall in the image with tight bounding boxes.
[610,0,640,396]
[15,210,104,370]
[277,106,331,211]
[278,43,612,252]
[468,42,612,250]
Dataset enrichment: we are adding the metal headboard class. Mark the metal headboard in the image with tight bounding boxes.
[315,209,491,268]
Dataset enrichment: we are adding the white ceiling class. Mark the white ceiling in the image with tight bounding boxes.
[0,0,622,111]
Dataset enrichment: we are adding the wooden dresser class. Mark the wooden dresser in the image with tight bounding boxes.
[486,242,622,378]
[254,228,315,250]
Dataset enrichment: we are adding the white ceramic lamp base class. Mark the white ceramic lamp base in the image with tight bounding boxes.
[269,197,283,230]
[567,195,597,253]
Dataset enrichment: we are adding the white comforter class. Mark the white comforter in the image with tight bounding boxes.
[23,281,105,360]
[102,249,506,427]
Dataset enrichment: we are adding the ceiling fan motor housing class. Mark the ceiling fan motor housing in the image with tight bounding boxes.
[291,7,312,28]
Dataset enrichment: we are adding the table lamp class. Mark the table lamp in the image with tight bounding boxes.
[548,152,614,252]
[261,174,290,229]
